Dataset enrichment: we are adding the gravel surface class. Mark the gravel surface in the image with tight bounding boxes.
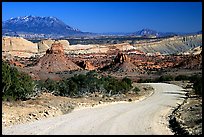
[2,83,187,135]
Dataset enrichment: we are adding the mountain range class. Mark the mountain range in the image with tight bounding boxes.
[2,15,202,39]
[2,15,93,38]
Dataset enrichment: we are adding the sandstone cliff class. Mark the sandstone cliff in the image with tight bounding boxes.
[2,36,38,57]
[37,39,70,53]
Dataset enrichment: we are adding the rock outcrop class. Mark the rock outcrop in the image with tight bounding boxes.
[175,52,202,69]
[114,52,131,63]
[2,36,38,57]
[103,52,137,72]
[76,60,96,70]
[37,39,70,53]
[33,42,81,73]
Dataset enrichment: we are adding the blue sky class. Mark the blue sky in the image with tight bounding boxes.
[2,2,202,33]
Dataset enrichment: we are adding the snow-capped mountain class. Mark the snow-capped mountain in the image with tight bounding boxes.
[2,15,89,38]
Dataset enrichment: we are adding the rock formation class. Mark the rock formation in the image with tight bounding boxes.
[76,60,96,70]
[2,36,38,57]
[37,39,70,53]
[33,42,81,73]
[103,52,137,72]
[114,52,131,63]
[175,52,202,69]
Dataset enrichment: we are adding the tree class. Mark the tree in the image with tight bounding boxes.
[2,61,34,101]
[2,61,11,94]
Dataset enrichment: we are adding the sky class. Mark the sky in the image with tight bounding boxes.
[2,2,202,33]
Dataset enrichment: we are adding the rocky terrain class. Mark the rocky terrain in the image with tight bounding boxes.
[2,34,202,58]
[2,34,202,135]
[167,81,202,135]
[2,36,202,82]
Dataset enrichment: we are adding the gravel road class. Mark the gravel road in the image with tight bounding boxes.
[2,83,187,135]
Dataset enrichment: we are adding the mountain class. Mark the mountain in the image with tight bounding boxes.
[131,28,178,38]
[2,15,91,38]
[132,28,159,37]
[132,29,202,38]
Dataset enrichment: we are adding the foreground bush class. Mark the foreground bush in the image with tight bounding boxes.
[189,74,202,97]
[175,75,189,81]
[2,61,34,101]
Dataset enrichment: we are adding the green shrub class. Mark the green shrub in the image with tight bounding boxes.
[2,61,34,101]
[35,72,133,97]
[156,75,174,82]
[137,78,153,83]
[122,77,132,86]
[133,87,140,94]
[44,78,58,92]
[192,76,202,96]
[175,75,189,81]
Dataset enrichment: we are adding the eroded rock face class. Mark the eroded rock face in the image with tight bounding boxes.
[76,60,96,70]
[103,51,137,72]
[114,52,131,64]
[46,42,64,54]
[2,36,38,57]
[37,39,70,53]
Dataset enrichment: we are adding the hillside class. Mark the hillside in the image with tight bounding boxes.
[135,34,202,55]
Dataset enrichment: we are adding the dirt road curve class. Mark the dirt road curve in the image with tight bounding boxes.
[2,83,187,135]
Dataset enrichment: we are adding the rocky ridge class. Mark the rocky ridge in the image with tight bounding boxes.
[2,34,202,58]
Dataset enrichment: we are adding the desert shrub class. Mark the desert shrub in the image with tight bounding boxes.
[101,76,132,95]
[122,77,132,86]
[102,76,120,95]
[2,61,11,94]
[35,72,133,97]
[2,61,34,101]
[44,78,58,92]
[133,87,140,94]
[156,75,174,82]
[193,78,202,96]
[66,79,78,97]
[175,75,189,81]
[189,74,200,83]
[137,78,154,83]
[189,75,202,96]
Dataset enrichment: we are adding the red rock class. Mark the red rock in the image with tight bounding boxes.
[76,60,96,70]
[32,42,82,73]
